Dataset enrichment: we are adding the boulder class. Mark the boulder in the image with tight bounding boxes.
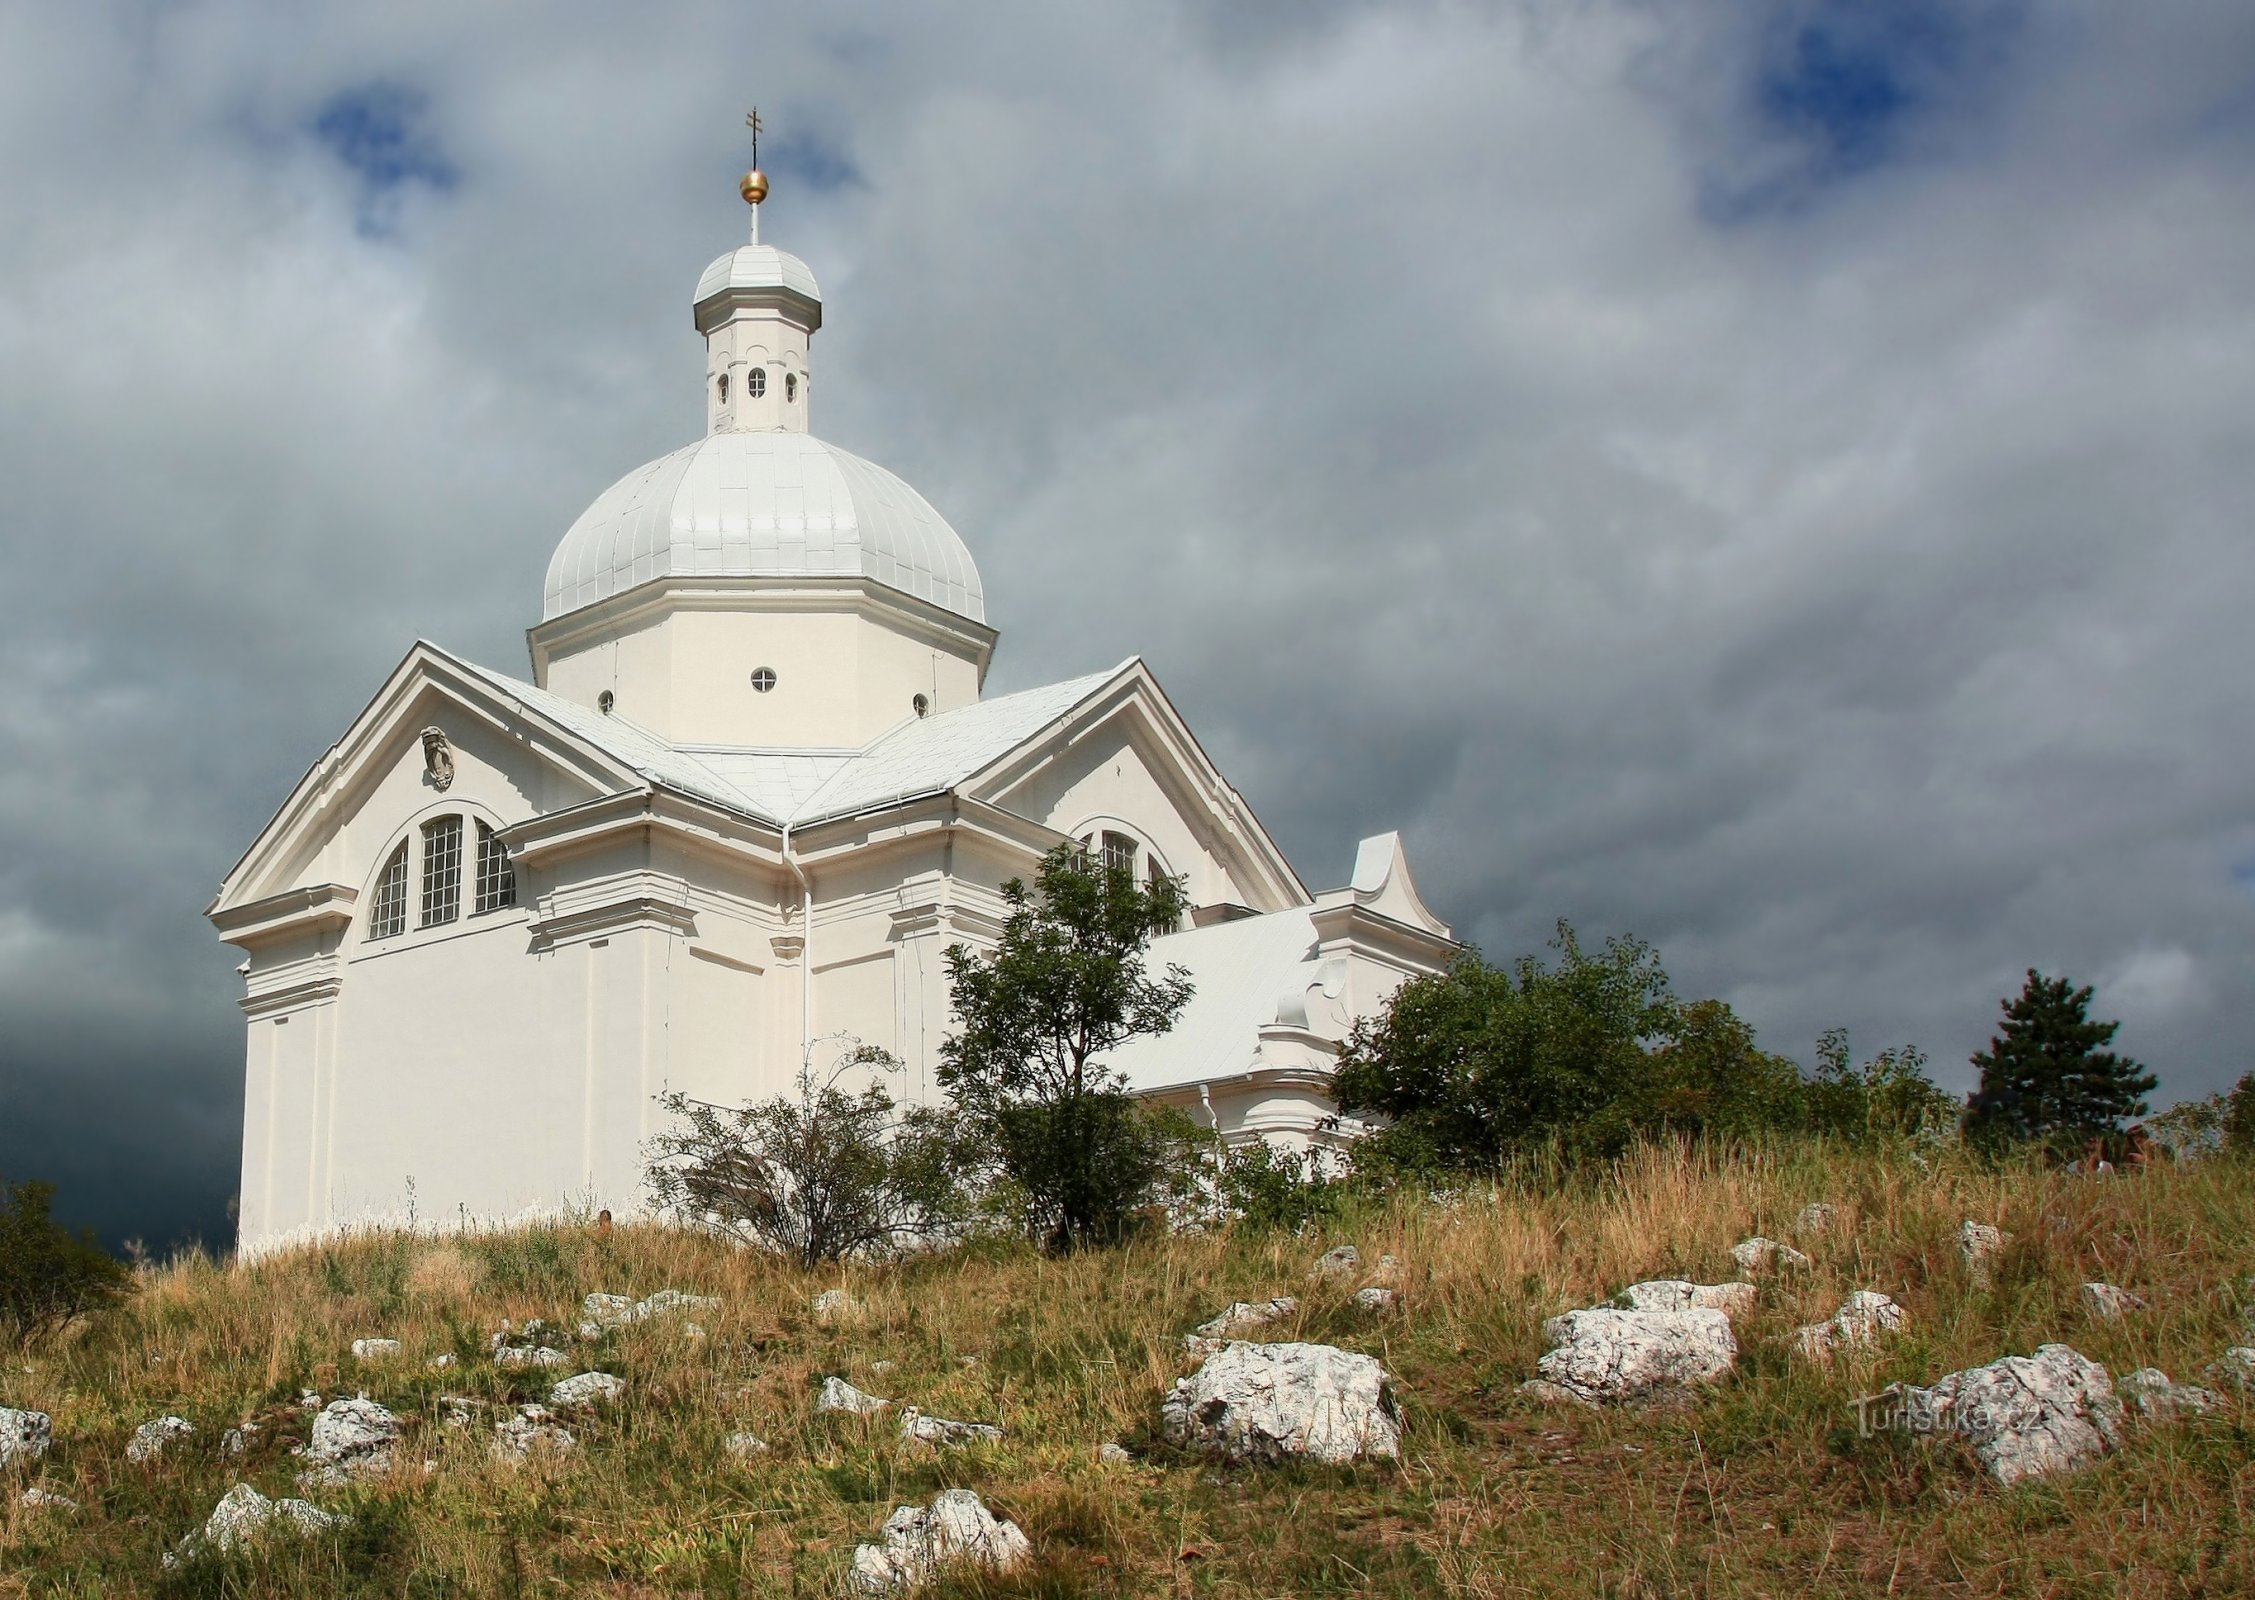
[580,1288,720,1334]
[2081,1282,2146,1322]
[1958,1221,2007,1282]
[899,1407,1004,1447]
[1161,1341,1400,1463]
[1617,1280,1758,1319]
[1730,1237,1810,1273]
[2119,1367,2223,1421]
[164,1483,344,1567]
[1183,1297,1298,1353]
[126,1415,195,1464]
[492,1404,575,1459]
[1354,1286,1398,1313]
[1796,1290,1906,1358]
[1529,1308,1738,1405]
[296,1397,400,1488]
[0,1407,52,1469]
[550,1371,626,1408]
[1098,1441,1133,1464]
[1886,1344,2121,1485]
[1311,1245,1361,1280]
[850,1488,1032,1595]
[725,1430,770,1460]
[1793,1203,1838,1236]
[818,1376,889,1416]
[350,1338,401,1361]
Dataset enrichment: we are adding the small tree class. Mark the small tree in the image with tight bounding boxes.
[1966,970,2156,1152]
[643,1038,968,1267]
[1805,1029,1962,1143]
[938,844,1192,1252]
[0,1177,134,1346]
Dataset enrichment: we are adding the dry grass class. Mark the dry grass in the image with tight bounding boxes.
[3,1141,2253,1597]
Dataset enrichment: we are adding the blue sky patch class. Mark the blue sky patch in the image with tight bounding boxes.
[312,82,458,236]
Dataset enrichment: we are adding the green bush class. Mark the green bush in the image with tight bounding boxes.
[0,1176,134,1345]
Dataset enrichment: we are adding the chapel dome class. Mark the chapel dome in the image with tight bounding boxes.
[541,430,986,624]
[694,243,821,306]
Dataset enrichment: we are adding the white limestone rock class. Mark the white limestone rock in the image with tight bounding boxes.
[1529,1308,1738,1405]
[1183,1297,1299,1353]
[2206,1347,2255,1389]
[725,1430,770,1461]
[220,1422,257,1457]
[818,1376,889,1416]
[1354,1286,1398,1313]
[164,1483,344,1567]
[870,1359,896,1375]
[297,1389,322,1410]
[296,1396,399,1488]
[0,1407,52,1469]
[550,1371,626,1408]
[1886,1344,2122,1485]
[426,1352,457,1371]
[899,1407,1004,1447]
[2081,1282,2146,1322]
[2119,1367,2223,1422]
[126,1415,195,1464]
[494,1344,568,1370]
[1311,1245,1361,1280]
[1958,1221,2007,1282]
[812,1288,863,1322]
[580,1292,636,1331]
[1098,1441,1133,1464]
[1793,1203,1838,1236]
[850,1488,1032,1595]
[1730,1237,1810,1273]
[492,1404,575,1459]
[578,1287,719,1334]
[20,1486,76,1511]
[1374,1254,1402,1283]
[1617,1280,1758,1319]
[350,1337,401,1361]
[1796,1290,1907,1359]
[1161,1341,1400,1463]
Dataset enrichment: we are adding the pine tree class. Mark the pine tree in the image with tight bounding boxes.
[1965,970,2156,1151]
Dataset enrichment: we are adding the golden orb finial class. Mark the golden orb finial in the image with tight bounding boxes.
[740,169,769,206]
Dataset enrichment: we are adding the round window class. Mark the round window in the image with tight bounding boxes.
[912,693,930,718]
[751,667,777,693]
[747,368,767,399]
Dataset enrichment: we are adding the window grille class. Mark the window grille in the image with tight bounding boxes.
[475,821,516,914]
[1102,830,1138,876]
[747,367,767,398]
[786,372,797,401]
[369,840,409,940]
[420,815,462,928]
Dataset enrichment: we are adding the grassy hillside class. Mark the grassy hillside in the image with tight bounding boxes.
[3,1142,2253,1597]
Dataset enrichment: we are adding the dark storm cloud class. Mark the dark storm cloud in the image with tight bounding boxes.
[2,1,2252,1250]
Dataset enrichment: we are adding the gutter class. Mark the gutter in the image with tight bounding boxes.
[782,816,813,1067]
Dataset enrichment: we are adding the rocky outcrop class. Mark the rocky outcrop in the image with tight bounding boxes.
[350,1338,401,1360]
[550,1371,626,1408]
[296,1397,399,1488]
[2081,1283,2146,1322]
[19,1486,76,1510]
[849,1489,1032,1595]
[1162,1341,1400,1463]
[1312,1245,1361,1280]
[1958,1221,2006,1283]
[1183,1297,1298,1353]
[579,1289,719,1339]
[2118,1367,2222,1421]
[492,1404,575,1459]
[899,1407,1004,1447]
[818,1376,889,1416]
[126,1415,195,1464]
[2207,1347,2255,1389]
[492,1319,571,1368]
[0,1407,52,1469]
[1354,1286,1398,1313]
[1796,1291,1906,1359]
[1527,1308,1737,1405]
[1886,1344,2121,1485]
[164,1483,344,1567]
[1730,1237,1810,1273]
[1617,1280,1758,1319]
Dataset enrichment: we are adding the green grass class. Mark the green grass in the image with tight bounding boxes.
[4,1140,2254,1596]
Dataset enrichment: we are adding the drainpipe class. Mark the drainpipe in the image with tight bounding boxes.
[782,819,812,1068]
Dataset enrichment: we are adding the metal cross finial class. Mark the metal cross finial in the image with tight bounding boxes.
[745,107,761,169]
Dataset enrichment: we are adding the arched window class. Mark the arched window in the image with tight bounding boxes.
[912,693,930,718]
[1101,830,1138,877]
[369,840,409,940]
[785,372,797,402]
[475,821,517,914]
[747,367,767,399]
[717,373,729,404]
[420,816,462,928]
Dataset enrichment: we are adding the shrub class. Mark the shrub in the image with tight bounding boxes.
[0,1176,134,1345]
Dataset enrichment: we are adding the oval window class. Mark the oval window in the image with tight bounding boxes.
[786,373,798,402]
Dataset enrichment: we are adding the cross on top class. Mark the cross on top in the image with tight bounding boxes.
[745,107,761,169]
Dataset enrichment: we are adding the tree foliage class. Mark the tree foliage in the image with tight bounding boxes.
[0,1177,134,1346]
[1332,921,1956,1176]
[643,1040,968,1267]
[1965,970,2157,1152]
[938,845,1193,1251]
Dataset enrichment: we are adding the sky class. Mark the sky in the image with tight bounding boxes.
[3,1,2253,1253]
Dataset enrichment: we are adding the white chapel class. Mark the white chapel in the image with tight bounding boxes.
[208,172,1457,1256]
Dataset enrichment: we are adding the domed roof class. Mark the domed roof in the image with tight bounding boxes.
[542,431,986,624]
[695,243,820,306]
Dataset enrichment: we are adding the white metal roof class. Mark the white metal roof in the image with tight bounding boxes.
[540,431,986,625]
[1101,911,1326,1092]
[694,243,821,305]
